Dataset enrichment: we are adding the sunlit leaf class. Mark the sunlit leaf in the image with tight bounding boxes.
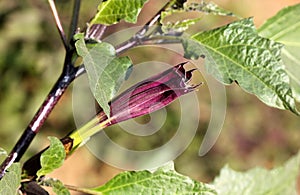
[75,36,132,117]
[162,17,202,33]
[258,3,300,102]
[161,1,234,19]
[185,1,236,17]
[0,163,21,195]
[161,1,237,33]
[213,152,300,195]
[90,167,216,194]
[37,137,65,177]
[182,18,299,114]
[90,0,148,25]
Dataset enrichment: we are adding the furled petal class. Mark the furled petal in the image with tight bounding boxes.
[97,62,201,125]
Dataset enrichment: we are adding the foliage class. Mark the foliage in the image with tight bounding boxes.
[75,34,132,117]
[42,178,70,195]
[0,148,21,194]
[90,0,149,25]
[0,0,300,194]
[86,163,216,195]
[0,162,21,195]
[213,152,300,195]
[258,4,300,102]
[36,137,66,178]
[160,1,236,33]
[182,18,299,114]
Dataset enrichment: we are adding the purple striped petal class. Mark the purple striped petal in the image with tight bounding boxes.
[97,62,201,126]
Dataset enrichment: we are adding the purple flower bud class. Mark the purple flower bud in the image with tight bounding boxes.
[97,62,201,126]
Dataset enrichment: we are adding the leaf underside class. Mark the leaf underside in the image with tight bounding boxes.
[75,37,132,117]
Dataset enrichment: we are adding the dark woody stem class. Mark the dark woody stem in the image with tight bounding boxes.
[0,0,81,179]
[68,0,81,44]
[115,2,169,54]
[48,0,69,50]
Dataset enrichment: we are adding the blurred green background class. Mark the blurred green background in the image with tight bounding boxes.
[1,0,300,193]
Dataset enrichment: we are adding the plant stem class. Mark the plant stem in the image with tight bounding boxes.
[75,64,86,78]
[143,35,183,44]
[64,184,103,195]
[115,1,171,54]
[69,115,111,150]
[1,0,83,181]
[68,0,81,43]
[48,0,69,50]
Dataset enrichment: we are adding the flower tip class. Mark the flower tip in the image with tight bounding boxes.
[185,68,197,81]
[194,82,204,88]
[186,82,203,92]
[180,61,189,65]
[176,61,189,74]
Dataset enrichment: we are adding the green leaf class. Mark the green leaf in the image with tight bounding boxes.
[213,152,300,195]
[52,180,70,195]
[258,3,300,102]
[182,18,299,114]
[186,1,236,17]
[0,163,21,195]
[162,1,235,20]
[160,0,187,20]
[182,37,206,60]
[90,0,148,25]
[162,17,202,33]
[42,178,70,195]
[37,137,66,177]
[91,168,216,194]
[161,1,237,33]
[75,37,132,117]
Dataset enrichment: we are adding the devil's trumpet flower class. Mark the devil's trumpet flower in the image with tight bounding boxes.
[102,62,199,124]
[70,62,201,147]
[23,62,201,177]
